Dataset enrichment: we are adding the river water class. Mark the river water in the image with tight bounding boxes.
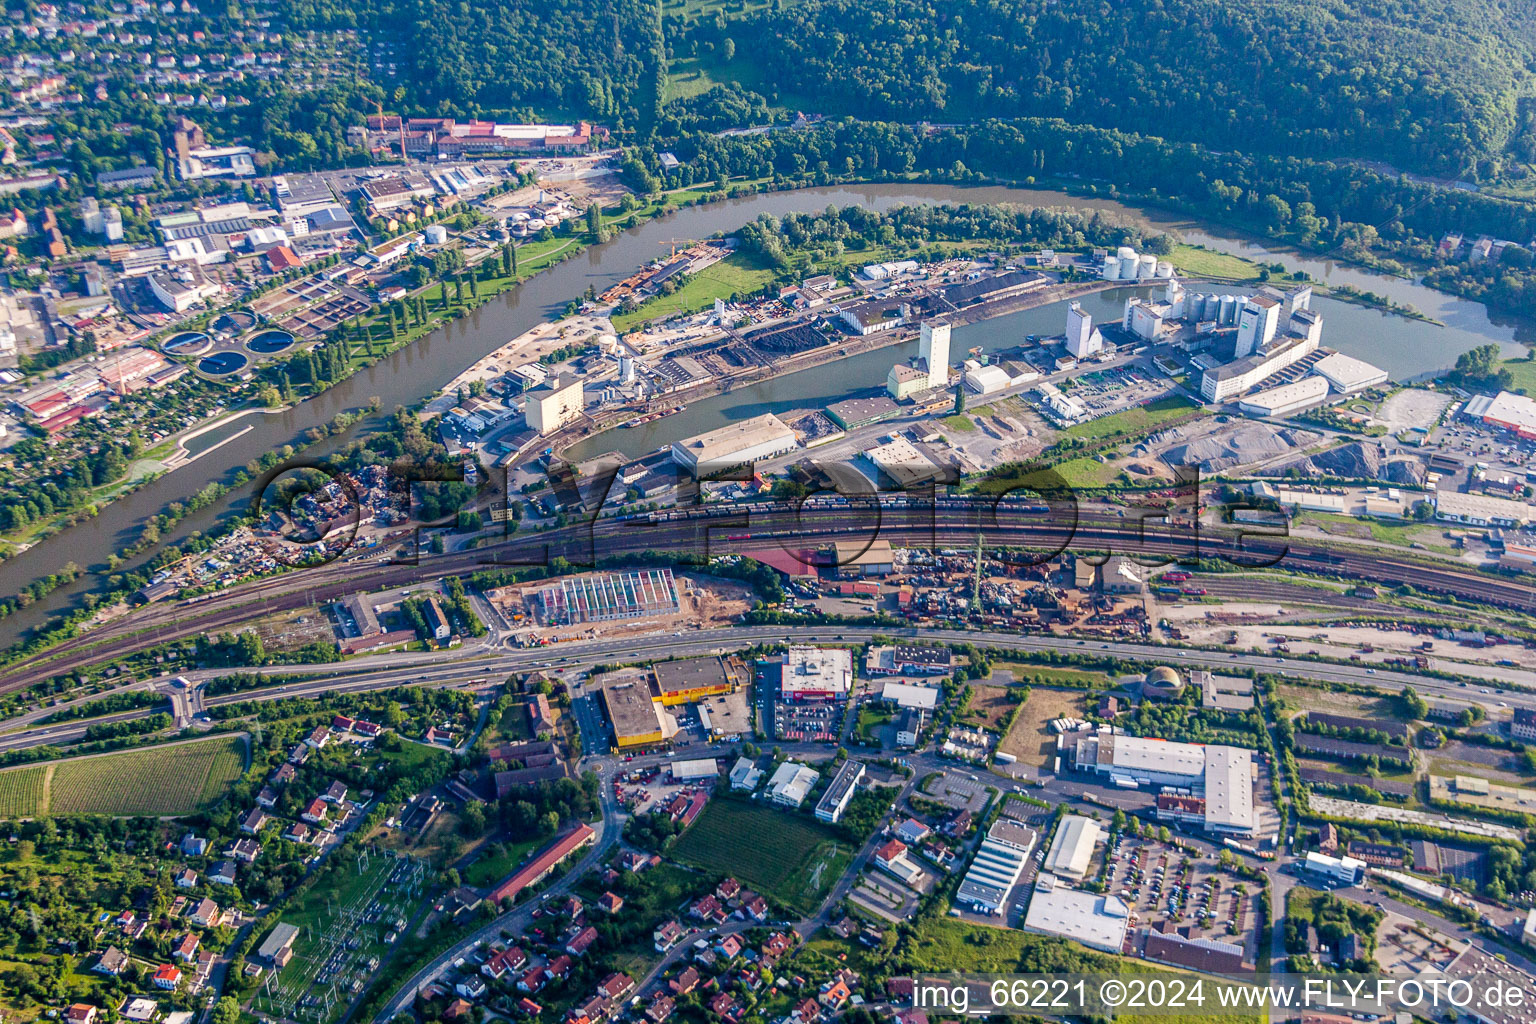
[2,182,1530,643]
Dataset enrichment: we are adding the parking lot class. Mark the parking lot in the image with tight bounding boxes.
[1064,364,1178,418]
[773,698,844,742]
[1106,832,1260,956]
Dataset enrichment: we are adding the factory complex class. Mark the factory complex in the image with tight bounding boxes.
[1071,731,1257,836]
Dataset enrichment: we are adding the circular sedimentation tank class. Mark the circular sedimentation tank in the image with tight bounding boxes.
[199,351,249,376]
[246,330,296,354]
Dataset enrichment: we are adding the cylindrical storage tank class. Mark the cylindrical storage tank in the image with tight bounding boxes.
[1102,257,1120,280]
[424,224,448,245]
[1219,294,1238,325]
[597,334,618,353]
[1119,255,1140,279]
[511,222,529,237]
[1156,260,1174,278]
[1117,245,1138,261]
[527,218,547,231]
[1138,254,1157,279]
[509,211,531,222]
[1199,294,1215,320]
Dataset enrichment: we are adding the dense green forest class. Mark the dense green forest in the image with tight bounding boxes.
[682,0,1536,177]
[266,0,1536,177]
[282,0,668,132]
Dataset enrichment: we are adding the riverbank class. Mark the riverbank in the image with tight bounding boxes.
[0,178,1529,646]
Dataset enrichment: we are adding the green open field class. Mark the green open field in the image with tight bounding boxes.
[462,836,544,888]
[1167,244,1261,281]
[610,251,779,332]
[905,918,1259,1024]
[1065,396,1201,442]
[672,797,851,913]
[0,734,247,818]
[1501,356,1536,394]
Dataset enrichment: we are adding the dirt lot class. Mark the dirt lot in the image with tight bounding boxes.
[1428,740,1533,784]
[1274,684,1404,722]
[998,688,1083,766]
[958,684,1018,731]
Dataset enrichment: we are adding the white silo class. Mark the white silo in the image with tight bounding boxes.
[1137,254,1157,279]
[1119,255,1141,279]
[1155,260,1174,278]
[619,356,636,383]
[1117,245,1137,261]
[1102,256,1120,281]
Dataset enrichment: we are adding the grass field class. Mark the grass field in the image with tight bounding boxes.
[673,797,850,913]
[39,735,245,817]
[0,765,47,818]
[1501,356,1536,394]
[610,251,779,332]
[940,414,977,432]
[1065,396,1200,442]
[999,688,1085,765]
[462,836,544,888]
[1051,456,1124,488]
[1168,244,1261,281]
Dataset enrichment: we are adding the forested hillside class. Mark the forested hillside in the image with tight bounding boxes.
[679,0,1536,177]
[311,0,669,132]
[270,0,1536,177]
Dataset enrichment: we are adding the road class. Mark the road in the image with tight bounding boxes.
[0,621,1525,760]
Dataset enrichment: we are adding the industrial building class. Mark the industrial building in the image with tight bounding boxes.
[766,761,819,808]
[781,647,853,700]
[538,568,679,625]
[525,375,584,435]
[840,301,910,336]
[956,819,1036,914]
[729,757,763,791]
[865,436,945,486]
[1199,327,1322,402]
[671,414,798,474]
[1435,491,1534,527]
[653,656,736,705]
[865,644,951,675]
[1021,875,1131,952]
[256,923,300,967]
[917,319,951,390]
[670,758,718,781]
[1072,732,1256,836]
[1065,301,1102,359]
[596,671,675,749]
[1303,852,1365,887]
[829,393,901,429]
[1237,376,1331,418]
[878,681,941,710]
[1312,352,1389,394]
[814,759,866,823]
[1142,931,1245,973]
[1044,815,1101,881]
[1465,390,1536,440]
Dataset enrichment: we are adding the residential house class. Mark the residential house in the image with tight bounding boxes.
[301,799,329,825]
[209,861,237,886]
[66,1005,98,1024]
[322,780,348,804]
[94,947,128,976]
[482,946,527,980]
[229,838,261,863]
[598,891,624,914]
[255,786,279,809]
[188,898,218,927]
[172,933,200,961]
[598,973,635,1001]
[670,966,700,995]
[654,920,685,952]
[240,808,268,834]
[175,868,197,889]
[566,926,599,957]
[153,964,181,989]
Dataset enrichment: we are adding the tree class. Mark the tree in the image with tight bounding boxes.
[213,997,241,1024]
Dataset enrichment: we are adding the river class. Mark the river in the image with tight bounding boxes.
[2,182,1531,644]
